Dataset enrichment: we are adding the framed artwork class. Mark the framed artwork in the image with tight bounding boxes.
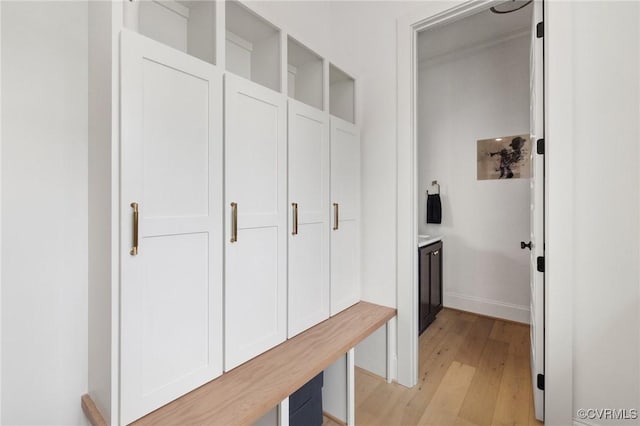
[477,134,531,180]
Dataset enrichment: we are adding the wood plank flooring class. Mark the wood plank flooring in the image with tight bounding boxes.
[355,309,544,426]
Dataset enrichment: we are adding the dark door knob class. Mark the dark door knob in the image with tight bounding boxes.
[521,241,532,250]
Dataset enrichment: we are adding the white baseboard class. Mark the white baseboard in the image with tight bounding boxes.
[444,292,530,324]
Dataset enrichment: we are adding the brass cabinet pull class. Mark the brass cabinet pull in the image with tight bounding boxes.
[292,202,299,236]
[230,202,238,243]
[333,203,339,230]
[130,202,139,256]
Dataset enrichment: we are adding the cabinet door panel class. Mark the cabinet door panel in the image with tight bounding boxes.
[120,30,223,424]
[227,92,279,214]
[289,222,327,334]
[330,117,361,315]
[141,233,209,392]
[288,100,330,337]
[224,74,287,371]
[330,217,360,315]
[430,246,442,314]
[226,227,280,363]
[330,119,360,221]
[142,59,209,218]
[419,248,431,333]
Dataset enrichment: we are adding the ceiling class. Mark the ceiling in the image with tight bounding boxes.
[417,1,533,62]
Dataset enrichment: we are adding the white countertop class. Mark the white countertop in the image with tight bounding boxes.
[418,234,442,247]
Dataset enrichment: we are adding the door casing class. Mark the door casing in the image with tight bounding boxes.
[395,1,565,421]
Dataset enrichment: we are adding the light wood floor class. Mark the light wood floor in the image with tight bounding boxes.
[352,309,544,426]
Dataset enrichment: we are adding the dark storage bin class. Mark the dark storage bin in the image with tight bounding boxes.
[289,372,323,426]
[290,393,323,426]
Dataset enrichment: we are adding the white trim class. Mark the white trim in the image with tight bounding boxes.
[637,0,640,413]
[444,292,530,324]
[279,30,287,95]
[322,58,330,113]
[396,7,572,423]
[346,348,355,426]
[418,28,529,67]
[0,2,3,421]
[544,1,574,424]
[385,319,393,383]
[214,0,225,69]
[277,397,289,426]
[396,0,494,389]
[111,3,123,423]
[225,30,253,52]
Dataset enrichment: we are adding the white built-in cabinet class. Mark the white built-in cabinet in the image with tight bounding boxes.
[224,73,288,370]
[88,1,361,424]
[119,31,223,424]
[330,117,361,315]
[287,99,331,338]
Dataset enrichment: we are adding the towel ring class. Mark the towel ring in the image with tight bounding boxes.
[427,180,441,195]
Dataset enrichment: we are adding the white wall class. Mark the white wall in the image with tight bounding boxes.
[417,35,531,323]
[1,2,88,424]
[568,1,640,423]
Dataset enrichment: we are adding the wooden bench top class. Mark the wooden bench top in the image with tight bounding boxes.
[82,301,396,426]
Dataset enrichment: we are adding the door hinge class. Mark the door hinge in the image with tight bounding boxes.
[536,138,545,155]
[537,373,545,390]
[536,21,544,38]
[537,256,545,273]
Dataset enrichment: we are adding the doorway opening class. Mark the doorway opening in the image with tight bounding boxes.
[394,0,545,424]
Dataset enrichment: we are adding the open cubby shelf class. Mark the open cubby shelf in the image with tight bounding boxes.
[287,37,324,110]
[124,1,357,113]
[225,0,281,92]
[329,64,356,124]
[132,0,217,65]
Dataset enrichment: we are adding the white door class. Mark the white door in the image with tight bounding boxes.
[288,99,331,337]
[530,0,545,420]
[120,30,223,424]
[330,117,361,315]
[225,74,287,370]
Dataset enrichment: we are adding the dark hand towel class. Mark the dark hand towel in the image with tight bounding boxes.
[427,194,442,224]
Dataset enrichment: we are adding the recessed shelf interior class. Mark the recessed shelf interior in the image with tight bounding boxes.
[226,0,281,92]
[287,37,324,110]
[132,0,217,65]
[329,64,355,123]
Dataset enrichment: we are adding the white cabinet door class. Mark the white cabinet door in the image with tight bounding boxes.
[120,30,223,424]
[330,117,361,315]
[288,99,331,337]
[224,74,287,370]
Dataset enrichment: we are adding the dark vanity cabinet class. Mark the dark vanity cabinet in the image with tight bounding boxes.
[419,241,443,334]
